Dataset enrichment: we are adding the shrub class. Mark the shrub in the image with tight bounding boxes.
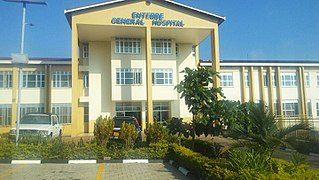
[94,116,114,146]
[169,144,231,179]
[181,138,224,158]
[119,122,137,149]
[144,121,166,145]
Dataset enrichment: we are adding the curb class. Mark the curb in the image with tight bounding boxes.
[168,160,198,179]
[0,159,165,164]
[309,153,319,157]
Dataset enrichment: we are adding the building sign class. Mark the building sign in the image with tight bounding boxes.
[111,12,185,27]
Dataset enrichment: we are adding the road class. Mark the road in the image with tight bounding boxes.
[0,163,189,180]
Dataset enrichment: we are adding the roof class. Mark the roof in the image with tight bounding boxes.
[200,59,319,64]
[64,0,225,26]
[0,57,71,65]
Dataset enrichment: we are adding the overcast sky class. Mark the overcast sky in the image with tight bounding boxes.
[0,0,318,60]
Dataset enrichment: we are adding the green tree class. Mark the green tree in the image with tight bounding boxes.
[94,116,114,146]
[174,67,225,145]
[119,122,137,149]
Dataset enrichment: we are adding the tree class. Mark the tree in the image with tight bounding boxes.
[94,116,114,146]
[174,67,225,140]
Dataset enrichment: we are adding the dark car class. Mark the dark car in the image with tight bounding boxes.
[111,116,141,140]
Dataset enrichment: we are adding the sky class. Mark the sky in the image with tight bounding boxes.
[0,0,319,60]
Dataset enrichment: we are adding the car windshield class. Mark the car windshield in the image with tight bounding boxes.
[114,119,135,128]
[20,115,51,125]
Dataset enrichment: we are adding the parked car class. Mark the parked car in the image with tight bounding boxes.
[9,113,63,139]
[111,116,141,140]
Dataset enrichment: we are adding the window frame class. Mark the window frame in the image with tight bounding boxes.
[151,39,172,55]
[115,38,141,54]
[0,71,12,89]
[281,72,297,87]
[23,71,45,88]
[304,72,310,87]
[20,104,45,118]
[116,68,142,85]
[52,103,72,124]
[83,43,89,58]
[220,72,234,87]
[0,104,12,126]
[282,100,299,117]
[152,69,173,85]
[52,71,72,88]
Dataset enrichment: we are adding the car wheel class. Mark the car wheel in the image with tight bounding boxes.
[59,130,62,138]
[50,132,53,138]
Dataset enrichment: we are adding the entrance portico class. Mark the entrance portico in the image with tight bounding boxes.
[65,0,225,136]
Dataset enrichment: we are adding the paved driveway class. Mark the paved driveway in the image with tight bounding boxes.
[0,163,189,180]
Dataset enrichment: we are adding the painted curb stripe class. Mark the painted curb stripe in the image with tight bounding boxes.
[148,159,164,163]
[41,160,69,164]
[11,160,41,164]
[123,159,148,163]
[97,159,123,163]
[178,166,189,176]
[68,160,97,164]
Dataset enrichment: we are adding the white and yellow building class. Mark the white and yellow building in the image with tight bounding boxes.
[0,0,318,136]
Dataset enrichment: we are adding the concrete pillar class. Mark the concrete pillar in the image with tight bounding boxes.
[298,67,307,119]
[268,67,274,114]
[141,101,146,131]
[249,67,255,102]
[44,65,52,113]
[240,67,246,103]
[145,26,153,124]
[211,29,221,92]
[276,67,283,128]
[11,67,18,127]
[195,45,199,66]
[71,21,84,136]
[259,67,265,102]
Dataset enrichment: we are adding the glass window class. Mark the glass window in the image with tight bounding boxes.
[304,72,310,87]
[53,72,72,88]
[245,72,249,87]
[0,71,12,88]
[317,101,319,117]
[220,73,233,87]
[84,103,89,123]
[152,69,173,85]
[115,38,141,54]
[52,103,72,124]
[0,104,12,126]
[152,39,172,54]
[281,73,297,87]
[282,100,299,117]
[115,102,141,125]
[23,71,45,88]
[83,72,89,88]
[263,72,269,87]
[116,68,142,85]
[153,102,170,123]
[175,44,179,57]
[192,46,195,57]
[274,101,279,116]
[20,104,44,118]
[83,43,89,58]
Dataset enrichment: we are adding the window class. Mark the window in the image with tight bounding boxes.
[20,104,44,118]
[115,102,141,125]
[152,39,172,54]
[153,102,169,123]
[0,71,12,88]
[317,101,319,117]
[274,101,279,116]
[23,71,45,88]
[281,73,297,87]
[307,100,312,116]
[282,100,299,117]
[175,44,179,57]
[192,46,195,57]
[115,38,141,54]
[220,73,233,87]
[52,104,72,124]
[152,69,173,85]
[116,68,142,85]
[263,72,269,87]
[245,72,249,87]
[304,72,310,87]
[53,72,72,88]
[0,104,11,126]
[83,43,89,58]
[84,103,89,123]
[83,72,89,88]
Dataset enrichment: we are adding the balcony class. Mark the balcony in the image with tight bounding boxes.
[79,87,89,103]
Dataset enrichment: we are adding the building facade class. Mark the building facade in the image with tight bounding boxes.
[0,0,318,136]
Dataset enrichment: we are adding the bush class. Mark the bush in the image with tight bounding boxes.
[119,122,137,149]
[94,116,114,146]
[181,138,224,158]
[144,121,166,145]
[169,144,231,179]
